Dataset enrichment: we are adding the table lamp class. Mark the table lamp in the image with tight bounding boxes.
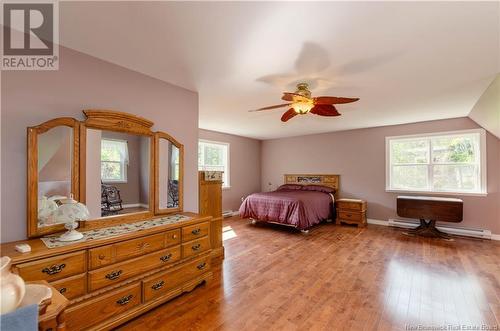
[54,198,90,242]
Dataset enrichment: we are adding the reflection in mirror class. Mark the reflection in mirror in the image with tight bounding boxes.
[37,126,73,227]
[158,139,180,209]
[86,129,150,219]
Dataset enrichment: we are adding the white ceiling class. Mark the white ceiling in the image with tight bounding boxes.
[60,1,499,140]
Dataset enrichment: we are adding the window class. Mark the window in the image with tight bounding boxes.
[101,139,128,183]
[386,129,486,195]
[198,140,230,188]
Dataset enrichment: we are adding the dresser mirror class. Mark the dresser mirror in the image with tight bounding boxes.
[154,132,184,214]
[27,110,183,238]
[28,118,80,237]
[85,129,151,219]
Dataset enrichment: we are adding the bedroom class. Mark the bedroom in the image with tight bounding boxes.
[0,1,499,331]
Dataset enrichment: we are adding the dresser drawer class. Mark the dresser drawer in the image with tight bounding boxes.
[143,255,210,302]
[14,251,86,282]
[337,200,365,211]
[88,232,166,270]
[338,211,363,221]
[66,283,141,330]
[164,229,181,247]
[88,245,113,270]
[181,236,210,259]
[182,222,209,242]
[50,273,87,300]
[88,246,181,292]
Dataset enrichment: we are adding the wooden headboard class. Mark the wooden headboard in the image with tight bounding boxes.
[284,174,340,197]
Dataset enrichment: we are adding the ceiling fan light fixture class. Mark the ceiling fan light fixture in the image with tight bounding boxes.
[292,101,314,114]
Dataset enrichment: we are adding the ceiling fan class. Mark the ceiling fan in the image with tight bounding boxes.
[250,83,359,122]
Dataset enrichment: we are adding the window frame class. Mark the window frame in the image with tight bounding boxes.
[101,138,128,184]
[385,128,487,196]
[198,139,230,189]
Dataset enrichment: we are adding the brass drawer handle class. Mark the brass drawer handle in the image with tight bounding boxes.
[116,294,133,306]
[197,262,206,270]
[346,214,352,217]
[42,263,66,275]
[59,287,67,294]
[160,253,172,262]
[192,244,201,251]
[98,254,106,260]
[151,280,165,291]
[191,228,201,235]
[105,270,123,280]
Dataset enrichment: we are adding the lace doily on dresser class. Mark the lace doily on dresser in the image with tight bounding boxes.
[41,214,192,248]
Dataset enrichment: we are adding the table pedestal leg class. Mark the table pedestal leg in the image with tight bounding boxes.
[403,219,453,240]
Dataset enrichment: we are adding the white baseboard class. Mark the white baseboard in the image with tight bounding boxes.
[367,218,389,226]
[222,210,240,218]
[367,218,499,241]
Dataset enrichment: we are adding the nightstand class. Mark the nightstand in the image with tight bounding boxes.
[336,199,367,227]
[35,281,69,331]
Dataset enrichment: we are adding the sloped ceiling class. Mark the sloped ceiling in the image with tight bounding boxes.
[59,1,499,139]
[468,74,500,139]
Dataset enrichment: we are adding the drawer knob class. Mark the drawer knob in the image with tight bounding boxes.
[172,234,177,239]
[197,262,206,270]
[98,254,106,260]
[42,263,66,275]
[346,214,352,217]
[151,280,165,291]
[192,244,201,251]
[105,270,123,280]
[191,228,201,235]
[160,253,172,262]
[116,294,133,306]
[59,287,67,294]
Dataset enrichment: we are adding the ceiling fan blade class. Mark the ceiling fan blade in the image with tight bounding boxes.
[281,92,311,103]
[314,96,359,105]
[249,104,291,112]
[310,104,341,117]
[281,108,299,122]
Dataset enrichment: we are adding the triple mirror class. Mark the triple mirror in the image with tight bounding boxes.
[155,132,183,213]
[28,110,184,238]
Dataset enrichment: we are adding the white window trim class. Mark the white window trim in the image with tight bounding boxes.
[385,128,487,196]
[199,139,230,188]
[101,138,128,184]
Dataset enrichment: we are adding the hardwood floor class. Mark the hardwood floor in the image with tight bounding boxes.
[118,217,500,331]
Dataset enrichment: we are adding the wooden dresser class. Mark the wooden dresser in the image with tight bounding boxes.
[1,213,213,331]
[199,171,224,259]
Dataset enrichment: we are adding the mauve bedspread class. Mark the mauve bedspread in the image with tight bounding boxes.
[239,189,333,230]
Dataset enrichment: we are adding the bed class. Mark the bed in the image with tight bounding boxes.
[239,174,339,233]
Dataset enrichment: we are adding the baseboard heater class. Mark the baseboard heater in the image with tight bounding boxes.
[387,218,492,240]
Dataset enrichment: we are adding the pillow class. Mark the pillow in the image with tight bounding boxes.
[276,184,303,191]
[301,185,336,194]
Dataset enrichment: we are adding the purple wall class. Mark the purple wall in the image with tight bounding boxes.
[261,117,500,233]
[1,46,199,242]
[199,129,261,212]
